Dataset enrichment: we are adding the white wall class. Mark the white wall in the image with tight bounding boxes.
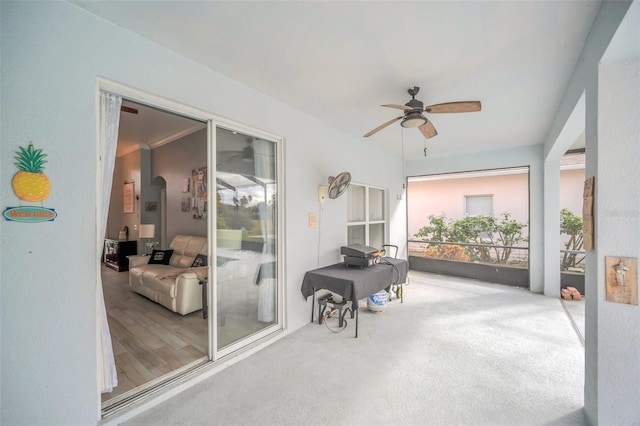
[0,2,405,424]
[596,55,639,425]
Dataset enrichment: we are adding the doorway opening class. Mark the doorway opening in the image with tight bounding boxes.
[101,99,209,409]
[407,167,531,287]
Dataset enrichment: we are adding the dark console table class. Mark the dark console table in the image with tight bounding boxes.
[104,239,137,272]
[301,257,408,337]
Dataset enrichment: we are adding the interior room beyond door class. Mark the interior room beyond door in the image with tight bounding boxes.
[101,100,209,407]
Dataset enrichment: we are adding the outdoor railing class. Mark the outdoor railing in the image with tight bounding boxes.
[408,240,587,274]
[408,239,530,269]
[561,249,585,274]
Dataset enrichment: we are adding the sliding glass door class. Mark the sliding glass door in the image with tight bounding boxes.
[215,126,281,351]
[98,82,284,416]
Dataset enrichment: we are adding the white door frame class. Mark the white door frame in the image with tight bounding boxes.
[95,78,286,419]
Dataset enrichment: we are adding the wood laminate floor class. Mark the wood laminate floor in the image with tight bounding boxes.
[101,265,207,405]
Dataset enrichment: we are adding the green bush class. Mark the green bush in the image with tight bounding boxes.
[415,212,528,264]
[560,208,584,270]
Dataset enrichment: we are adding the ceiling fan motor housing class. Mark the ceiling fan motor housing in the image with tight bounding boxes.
[405,98,424,111]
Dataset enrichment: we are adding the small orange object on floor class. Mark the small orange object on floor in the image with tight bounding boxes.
[561,287,582,300]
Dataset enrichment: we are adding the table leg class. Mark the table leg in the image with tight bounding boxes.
[355,308,359,338]
[318,298,324,325]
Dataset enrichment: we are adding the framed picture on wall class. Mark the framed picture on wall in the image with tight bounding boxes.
[192,167,207,219]
[123,182,134,214]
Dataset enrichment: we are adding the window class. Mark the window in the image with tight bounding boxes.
[347,184,386,248]
[465,195,493,217]
[465,194,493,240]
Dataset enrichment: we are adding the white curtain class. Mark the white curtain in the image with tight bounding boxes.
[254,139,276,323]
[97,91,121,393]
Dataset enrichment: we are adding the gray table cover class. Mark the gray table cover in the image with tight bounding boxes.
[301,257,408,305]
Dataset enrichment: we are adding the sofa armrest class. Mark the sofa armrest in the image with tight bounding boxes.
[129,255,150,269]
[176,271,198,281]
[174,272,203,315]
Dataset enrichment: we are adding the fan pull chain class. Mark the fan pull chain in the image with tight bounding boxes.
[401,127,405,190]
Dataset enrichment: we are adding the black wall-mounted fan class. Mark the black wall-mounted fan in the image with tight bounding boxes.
[364,86,481,139]
[318,172,351,203]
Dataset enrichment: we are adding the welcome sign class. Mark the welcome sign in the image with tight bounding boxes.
[4,142,57,223]
[4,206,57,223]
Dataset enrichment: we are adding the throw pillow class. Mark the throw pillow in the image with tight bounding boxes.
[148,249,174,265]
[191,254,207,267]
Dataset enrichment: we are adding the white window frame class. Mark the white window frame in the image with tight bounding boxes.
[464,194,494,218]
[347,183,387,247]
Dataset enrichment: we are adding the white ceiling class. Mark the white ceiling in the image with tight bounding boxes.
[75,1,603,159]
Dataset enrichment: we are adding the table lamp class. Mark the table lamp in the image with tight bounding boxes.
[139,224,156,255]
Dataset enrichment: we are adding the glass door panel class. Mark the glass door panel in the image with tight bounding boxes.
[215,127,278,350]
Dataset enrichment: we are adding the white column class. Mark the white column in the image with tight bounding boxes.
[593,53,640,425]
[543,159,561,297]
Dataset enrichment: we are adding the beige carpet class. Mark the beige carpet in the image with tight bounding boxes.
[123,271,585,426]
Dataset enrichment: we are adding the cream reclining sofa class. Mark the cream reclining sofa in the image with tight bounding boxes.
[129,234,208,315]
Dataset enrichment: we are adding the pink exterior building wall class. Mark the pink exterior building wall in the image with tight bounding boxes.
[560,168,586,214]
[408,171,529,239]
[407,167,585,240]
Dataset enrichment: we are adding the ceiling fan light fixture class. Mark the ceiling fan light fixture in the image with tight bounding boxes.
[401,113,427,128]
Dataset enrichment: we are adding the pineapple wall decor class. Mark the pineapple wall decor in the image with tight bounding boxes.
[3,142,57,222]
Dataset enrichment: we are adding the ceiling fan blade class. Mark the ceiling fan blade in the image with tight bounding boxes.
[121,105,139,115]
[425,101,481,114]
[381,104,413,111]
[418,120,438,139]
[363,116,402,137]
